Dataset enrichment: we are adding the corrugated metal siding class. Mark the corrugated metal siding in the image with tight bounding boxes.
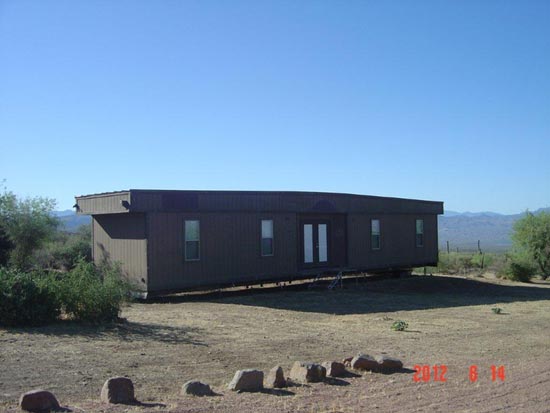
[93,214,148,292]
[347,213,438,269]
[147,212,297,291]
[77,192,131,215]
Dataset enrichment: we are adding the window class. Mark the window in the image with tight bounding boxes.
[261,219,274,256]
[416,219,424,247]
[185,220,200,261]
[371,219,380,250]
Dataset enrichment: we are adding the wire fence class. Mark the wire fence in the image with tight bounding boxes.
[438,240,511,254]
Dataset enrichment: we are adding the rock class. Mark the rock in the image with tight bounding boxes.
[19,390,60,412]
[100,376,135,404]
[265,366,286,388]
[323,361,347,377]
[181,380,214,396]
[351,354,379,371]
[288,361,326,383]
[228,369,264,392]
[375,355,403,371]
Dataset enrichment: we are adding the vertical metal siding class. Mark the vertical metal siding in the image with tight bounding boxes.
[347,213,438,269]
[147,212,297,291]
[93,213,148,292]
[78,193,131,215]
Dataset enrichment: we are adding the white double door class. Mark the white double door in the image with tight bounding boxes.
[302,222,329,265]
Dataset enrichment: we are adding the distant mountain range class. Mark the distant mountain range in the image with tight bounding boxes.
[54,207,550,252]
[439,208,550,252]
[52,210,91,232]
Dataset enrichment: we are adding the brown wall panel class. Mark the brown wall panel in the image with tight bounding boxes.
[93,214,148,292]
[347,213,438,269]
[78,192,131,215]
[147,212,297,291]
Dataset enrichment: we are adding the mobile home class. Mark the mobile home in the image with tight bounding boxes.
[75,190,443,297]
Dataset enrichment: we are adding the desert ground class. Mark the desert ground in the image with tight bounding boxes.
[1,274,550,412]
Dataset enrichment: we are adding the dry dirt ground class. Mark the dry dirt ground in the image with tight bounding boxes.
[1,274,550,412]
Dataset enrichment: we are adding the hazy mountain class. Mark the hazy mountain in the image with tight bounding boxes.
[439,208,550,252]
[444,210,503,218]
[52,209,79,218]
[52,210,91,232]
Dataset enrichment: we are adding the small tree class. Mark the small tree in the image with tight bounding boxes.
[0,187,59,269]
[512,211,550,279]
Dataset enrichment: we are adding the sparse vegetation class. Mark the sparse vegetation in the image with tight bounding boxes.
[491,307,502,314]
[420,251,507,276]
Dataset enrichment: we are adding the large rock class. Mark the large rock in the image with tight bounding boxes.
[288,361,326,383]
[322,361,347,377]
[19,390,60,412]
[181,380,214,396]
[265,366,286,388]
[351,354,379,371]
[100,376,135,404]
[375,355,403,371]
[228,369,264,392]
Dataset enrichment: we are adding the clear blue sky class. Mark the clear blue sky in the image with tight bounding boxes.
[1,1,549,214]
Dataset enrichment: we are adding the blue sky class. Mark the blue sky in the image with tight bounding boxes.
[1,1,549,214]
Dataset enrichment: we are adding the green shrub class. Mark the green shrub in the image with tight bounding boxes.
[501,250,536,282]
[1,260,130,327]
[512,211,550,279]
[491,307,502,314]
[57,260,129,323]
[391,320,409,331]
[0,267,60,326]
[505,261,536,282]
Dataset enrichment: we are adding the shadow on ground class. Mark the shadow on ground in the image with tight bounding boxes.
[5,320,206,345]
[149,275,550,315]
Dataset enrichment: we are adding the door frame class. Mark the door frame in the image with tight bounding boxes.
[299,219,331,269]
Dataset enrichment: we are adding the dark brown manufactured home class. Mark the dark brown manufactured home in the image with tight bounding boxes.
[75,190,443,297]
